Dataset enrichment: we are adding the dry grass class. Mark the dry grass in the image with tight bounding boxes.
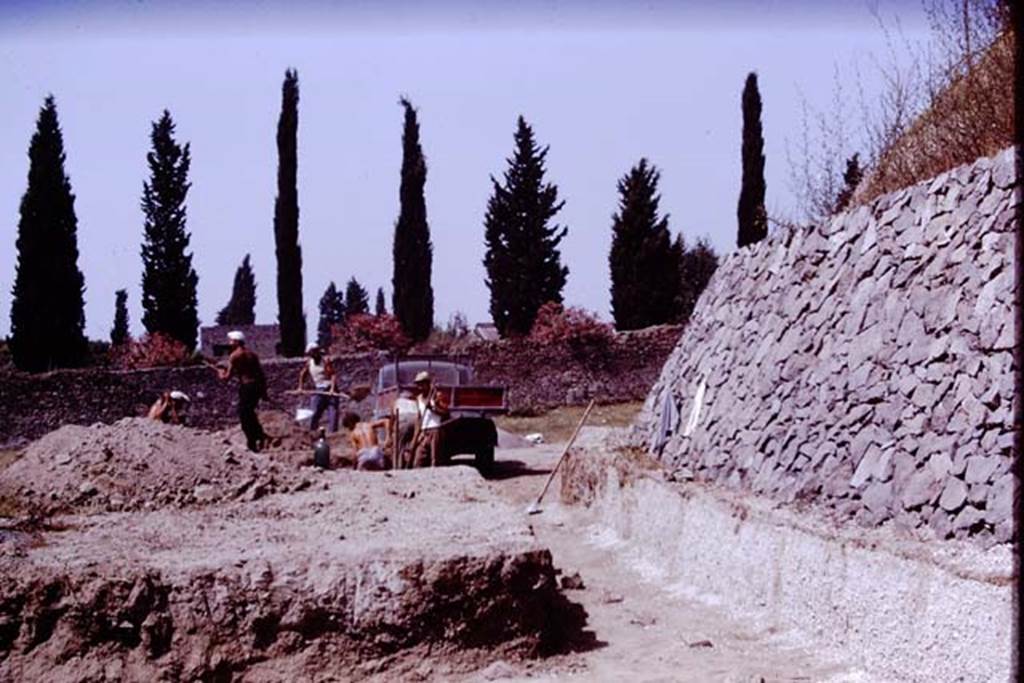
[858,27,1014,203]
[496,402,643,443]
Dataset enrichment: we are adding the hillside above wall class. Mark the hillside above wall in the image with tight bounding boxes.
[635,147,1017,546]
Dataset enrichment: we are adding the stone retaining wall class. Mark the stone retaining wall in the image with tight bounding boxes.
[0,325,679,447]
[635,147,1018,545]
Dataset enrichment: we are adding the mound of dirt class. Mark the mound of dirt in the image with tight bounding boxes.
[0,418,338,516]
[235,409,354,453]
[0,468,588,682]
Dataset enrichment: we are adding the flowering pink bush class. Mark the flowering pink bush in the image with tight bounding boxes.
[529,302,613,352]
[329,314,411,354]
[111,332,191,369]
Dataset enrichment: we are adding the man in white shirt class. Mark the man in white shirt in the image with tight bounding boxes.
[297,342,339,433]
[412,371,448,466]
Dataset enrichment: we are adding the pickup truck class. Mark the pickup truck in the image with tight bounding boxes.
[370,355,508,471]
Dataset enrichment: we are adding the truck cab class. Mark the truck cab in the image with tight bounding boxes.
[371,355,508,471]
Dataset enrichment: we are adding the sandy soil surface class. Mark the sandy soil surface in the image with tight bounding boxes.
[450,437,870,683]
[0,465,585,682]
[2,419,873,682]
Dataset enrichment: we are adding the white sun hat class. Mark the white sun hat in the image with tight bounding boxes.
[169,390,190,402]
[306,342,320,353]
[227,330,245,342]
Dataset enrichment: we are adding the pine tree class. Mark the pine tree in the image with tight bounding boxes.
[9,97,89,371]
[608,159,680,331]
[737,72,768,248]
[274,68,306,356]
[317,281,345,347]
[375,287,387,316]
[678,237,720,324]
[111,289,130,346]
[345,277,370,317]
[391,97,434,341]
[140,110,200,350]
[833,153,863,214]
[483,116,569,337]
[216,254,257,325]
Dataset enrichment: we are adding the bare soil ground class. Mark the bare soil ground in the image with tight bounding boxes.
[0,465,586,682]
[1,410,868,682]
[450,439,865,683]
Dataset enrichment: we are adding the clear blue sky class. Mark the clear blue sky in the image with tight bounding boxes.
[0,1,929,339]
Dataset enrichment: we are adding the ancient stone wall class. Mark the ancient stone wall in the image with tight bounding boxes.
[0,325,680,446]
[636,147,1017,545]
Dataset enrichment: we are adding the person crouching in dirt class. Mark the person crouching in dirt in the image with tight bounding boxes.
[412,371,448,467]
[217,330,269,452]
[297,342,339,433]
[147,390,190,425]
[342,412,391,470]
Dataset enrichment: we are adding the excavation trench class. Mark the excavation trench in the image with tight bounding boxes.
[0,420,589,682]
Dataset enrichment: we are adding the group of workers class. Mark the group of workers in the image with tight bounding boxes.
[147,330,447,469]
[146,329,270,451]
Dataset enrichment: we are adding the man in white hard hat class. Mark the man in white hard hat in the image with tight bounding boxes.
[216,330,268,451]
[297,342,339,432]
[147,390,191,425]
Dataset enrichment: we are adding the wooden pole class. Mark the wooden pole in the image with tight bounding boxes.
[527,399,596,514]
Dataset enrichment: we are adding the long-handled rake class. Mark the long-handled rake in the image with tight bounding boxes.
[526,399,596,515]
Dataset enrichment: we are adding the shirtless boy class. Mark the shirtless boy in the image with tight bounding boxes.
[341,412,391,470]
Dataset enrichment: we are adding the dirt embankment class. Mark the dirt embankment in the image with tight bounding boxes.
[0,418,589,682]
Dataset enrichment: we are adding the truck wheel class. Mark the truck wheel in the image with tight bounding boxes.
[475,446,495,473]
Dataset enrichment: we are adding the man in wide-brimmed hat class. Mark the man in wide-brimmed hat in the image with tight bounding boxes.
[411,371,448,467]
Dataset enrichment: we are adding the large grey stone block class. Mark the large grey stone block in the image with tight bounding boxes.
[938,478,968,512]
[964,455,999,485]
[984,473,1015,525]
[901,467,942,509]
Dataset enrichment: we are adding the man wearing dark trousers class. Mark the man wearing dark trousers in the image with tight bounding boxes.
[217,330,268,452]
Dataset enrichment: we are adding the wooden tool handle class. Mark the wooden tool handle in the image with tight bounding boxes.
[530,399,596,509]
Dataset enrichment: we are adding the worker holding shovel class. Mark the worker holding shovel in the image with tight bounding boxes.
[216,330,269,452]
[296,342,339,433]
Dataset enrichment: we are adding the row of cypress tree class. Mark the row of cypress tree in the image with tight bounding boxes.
[7,70,769,372]
[8,98,201,371]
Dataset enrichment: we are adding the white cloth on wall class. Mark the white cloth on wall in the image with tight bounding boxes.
[682,379,707,438]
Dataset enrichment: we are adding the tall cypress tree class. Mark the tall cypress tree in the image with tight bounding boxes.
[274,68,306,356]
[375,287,387,316]
[345,277,370,317]
[608,159,680,331]
[391,97,434,341]
[216,254,257,325]
[483,116,569,337]
[140,110,200,350]
[317,281,345,347]
[111,289,130,346]
[9,96,88,371]
[737,72,768,247]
